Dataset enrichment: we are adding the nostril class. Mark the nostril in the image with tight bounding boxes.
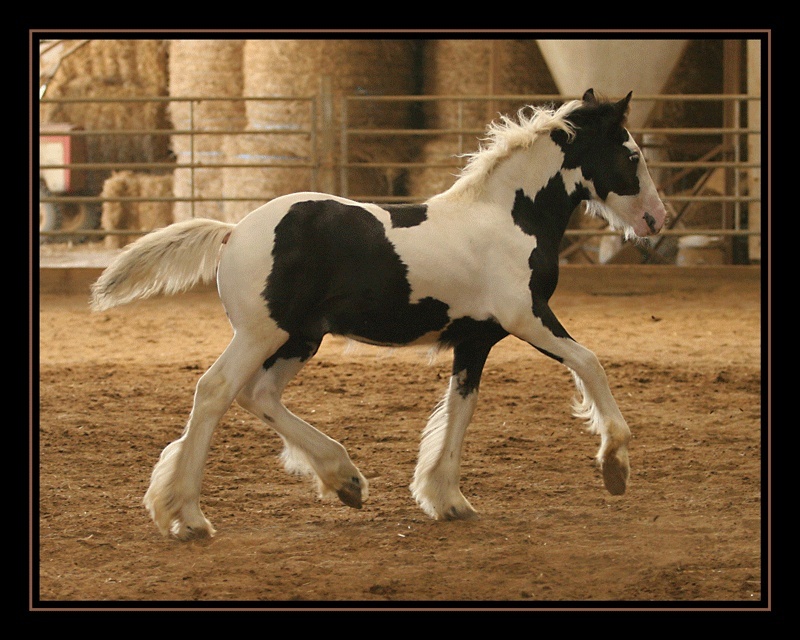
[643,212,657,233]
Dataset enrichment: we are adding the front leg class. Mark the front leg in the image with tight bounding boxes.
[509,302,631,495]
[411,331,504,520]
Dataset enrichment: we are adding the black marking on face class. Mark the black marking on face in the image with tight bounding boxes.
[551,103,641,201]
[385,203,428,228]
[264,199,450,346]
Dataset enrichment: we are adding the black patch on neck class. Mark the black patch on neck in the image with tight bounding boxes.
[385,203,428,228]
[511,184,585,325]
[512,182,588,253]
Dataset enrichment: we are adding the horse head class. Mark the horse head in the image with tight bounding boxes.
[558,89,668,238]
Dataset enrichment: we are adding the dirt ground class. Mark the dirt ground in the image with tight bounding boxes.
[35,266,765,610]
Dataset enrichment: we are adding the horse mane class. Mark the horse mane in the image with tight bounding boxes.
[432,99,584,201]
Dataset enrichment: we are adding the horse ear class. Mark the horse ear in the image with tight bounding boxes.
[582,88,597,104]
[614,91,633,117]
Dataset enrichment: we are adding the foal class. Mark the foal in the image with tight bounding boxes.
[92,89,666,539]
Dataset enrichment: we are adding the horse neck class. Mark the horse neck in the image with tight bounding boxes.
[484,137,563,202]
[484,138,584,240]
[432,136,585,251]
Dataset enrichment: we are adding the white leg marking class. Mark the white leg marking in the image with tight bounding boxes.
[236,357,368,508]
[411,374,480,520]
[515,321,631,495]
[143,330,288,539]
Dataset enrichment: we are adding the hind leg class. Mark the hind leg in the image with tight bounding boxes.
[143,328,289,539]
[236,337,368,509]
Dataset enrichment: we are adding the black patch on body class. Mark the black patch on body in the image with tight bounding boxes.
[385,203,428,228]
[264,199,449,346]
[262,335,320,370]
[438,317,507,349]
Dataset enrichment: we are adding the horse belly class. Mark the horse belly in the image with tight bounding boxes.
[325,293,451,347]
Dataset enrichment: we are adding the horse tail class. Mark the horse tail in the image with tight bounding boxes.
[90,218,235,312]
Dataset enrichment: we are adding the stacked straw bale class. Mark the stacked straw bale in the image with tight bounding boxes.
[39,40,171,195]
[168,40,246,222]
[409,40,557,199]
[100,171,173,248]
[222,40,418,219]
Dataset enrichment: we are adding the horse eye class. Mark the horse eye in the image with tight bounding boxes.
[629,152,640,163]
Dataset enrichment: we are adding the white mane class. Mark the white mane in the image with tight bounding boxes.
[432,99,583,201]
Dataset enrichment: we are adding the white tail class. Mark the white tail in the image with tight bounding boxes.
[90,218,235,311]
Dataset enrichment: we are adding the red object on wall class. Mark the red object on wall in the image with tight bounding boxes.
[40,123,87,193]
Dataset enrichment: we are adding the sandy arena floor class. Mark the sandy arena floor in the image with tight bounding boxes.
[36,265,764,610]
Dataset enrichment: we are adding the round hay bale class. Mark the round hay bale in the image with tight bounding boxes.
[168,40,246,130]
[656,40,723,130]
[420,40,557,130]
[406,137,471,200]
[223,39,418,208]
[172,164,227,222]
[242,40,415,129]
[168,40,246,221]
[421,40,494,131]
[100,171,173,248]
[221,133,312,221]
[410,40,557,199]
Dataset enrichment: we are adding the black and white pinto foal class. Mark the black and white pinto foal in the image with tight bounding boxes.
[91,89,667,540]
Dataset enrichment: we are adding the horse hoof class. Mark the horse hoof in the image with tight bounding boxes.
[336,479,363,509]
[172,521,216,541]
[443,505,479,521]
[601,457,628,496]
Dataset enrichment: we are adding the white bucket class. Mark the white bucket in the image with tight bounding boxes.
[676,235,725,266]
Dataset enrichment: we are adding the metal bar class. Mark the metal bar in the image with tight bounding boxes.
[38,92,763,255]
[342,93,761,103]
[41,162,316,171]
[41,227,761,239]
[40,128,314,136]
[339,94,349,197]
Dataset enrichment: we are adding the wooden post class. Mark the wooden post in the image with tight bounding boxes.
[318,75,337,195]
[723,39,744,263]
[747,40,762,264]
